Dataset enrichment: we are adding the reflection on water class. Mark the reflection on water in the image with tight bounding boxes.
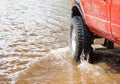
[1,0,120,84]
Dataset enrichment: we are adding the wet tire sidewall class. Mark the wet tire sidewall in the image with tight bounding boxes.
[69,21,79,58]
[69,16,83,61]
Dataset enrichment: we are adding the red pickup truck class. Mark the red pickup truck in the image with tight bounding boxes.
[69,0,120,62]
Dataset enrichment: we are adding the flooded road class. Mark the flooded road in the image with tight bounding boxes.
[0,0,120,84]
[16,47,120,84]
[0,0,70,83]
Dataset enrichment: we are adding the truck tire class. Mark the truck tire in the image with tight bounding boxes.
[69,16,93,62]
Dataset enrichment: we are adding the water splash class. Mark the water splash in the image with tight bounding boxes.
[78,61,105,76]
[80,49,90,63]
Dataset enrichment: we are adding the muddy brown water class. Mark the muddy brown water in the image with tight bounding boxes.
[0,0,120,84]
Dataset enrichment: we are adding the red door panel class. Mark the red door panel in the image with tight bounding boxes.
[111,0,120,44]
[82,0,113,39]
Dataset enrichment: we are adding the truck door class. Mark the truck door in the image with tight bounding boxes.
[110,0,120,43]
[84,0,112,39]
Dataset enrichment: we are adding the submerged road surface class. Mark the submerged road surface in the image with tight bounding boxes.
[0,0,120,84]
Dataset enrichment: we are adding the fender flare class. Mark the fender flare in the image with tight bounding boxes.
[72,0,85,21]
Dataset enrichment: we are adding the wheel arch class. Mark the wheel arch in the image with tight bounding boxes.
[71,1,85,22]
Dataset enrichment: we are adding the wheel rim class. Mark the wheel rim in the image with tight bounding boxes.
[71,27,77,55]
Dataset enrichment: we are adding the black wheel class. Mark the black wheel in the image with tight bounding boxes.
[69,16,93,62]
[103,39,114,49]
